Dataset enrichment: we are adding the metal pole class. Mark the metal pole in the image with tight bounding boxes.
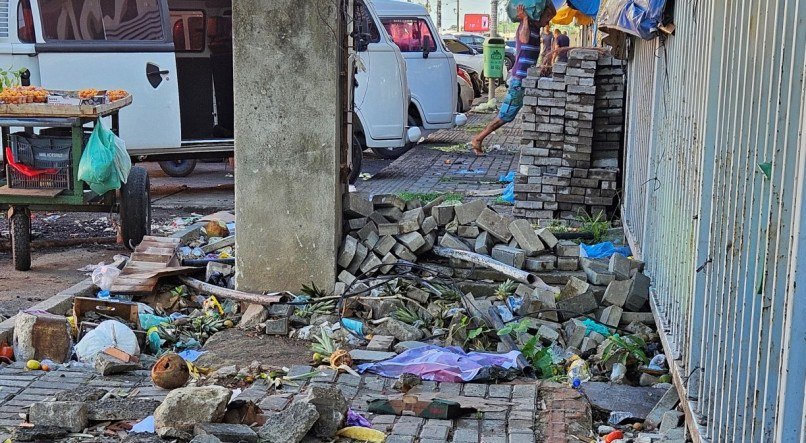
[487,0,498,103]
[456,0,460,31]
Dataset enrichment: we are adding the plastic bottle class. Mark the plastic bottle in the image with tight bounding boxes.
[97,290,110,300]
[566,355,591,387]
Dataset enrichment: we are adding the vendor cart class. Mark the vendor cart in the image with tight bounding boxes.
[0,96,150,271]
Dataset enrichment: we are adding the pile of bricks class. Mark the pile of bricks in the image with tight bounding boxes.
[515,48,625,226]
[338,193,584,295]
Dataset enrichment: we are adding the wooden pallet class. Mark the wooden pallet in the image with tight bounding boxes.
[0,95,132,118]
[110,236,194,295]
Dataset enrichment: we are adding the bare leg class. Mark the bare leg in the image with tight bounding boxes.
[470,117,506,156]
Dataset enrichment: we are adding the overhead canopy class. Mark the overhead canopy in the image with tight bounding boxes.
[566,0,601,17]
[552,4,595,25]
[597,0,668,40]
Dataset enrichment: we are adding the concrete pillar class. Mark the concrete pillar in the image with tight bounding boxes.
[232,1,343,292]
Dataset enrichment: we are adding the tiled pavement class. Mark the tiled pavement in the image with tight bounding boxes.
[356,111,524,205]
[0,362,592,442]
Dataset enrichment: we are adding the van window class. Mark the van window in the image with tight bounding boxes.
[170,11,205,52]
[39,0,165,42]
[354,0,380,45]
[17,0,35,43]
[382,18,437,53]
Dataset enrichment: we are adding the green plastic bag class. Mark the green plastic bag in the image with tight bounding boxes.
[506,0,550,22]
[78,119,121,194]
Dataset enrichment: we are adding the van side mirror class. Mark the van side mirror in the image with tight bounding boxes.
[422,35,431,59]
[355,34,369,52]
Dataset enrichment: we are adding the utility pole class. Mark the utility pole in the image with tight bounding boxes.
[436,0,442,29]
[487,0,498,102]
[455,0,460,31]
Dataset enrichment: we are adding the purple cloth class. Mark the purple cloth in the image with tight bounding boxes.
[347,409,372,428]
[357,345,522,382]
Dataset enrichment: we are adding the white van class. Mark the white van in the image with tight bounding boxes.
[372,0,467,159]
[3,0,416,179]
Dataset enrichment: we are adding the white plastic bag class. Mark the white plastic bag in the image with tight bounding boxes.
[91,264,121,291]
[75,320,140,362]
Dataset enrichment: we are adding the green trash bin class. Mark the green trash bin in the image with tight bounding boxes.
[483,37,507,79]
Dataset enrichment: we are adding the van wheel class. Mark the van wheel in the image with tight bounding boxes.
[371,115,419,159]
[10,206,31,271]
[159,159,197,177]
[349,134,363,184]
[119,166,151,250]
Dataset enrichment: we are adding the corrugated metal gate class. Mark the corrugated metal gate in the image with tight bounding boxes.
[620,0,806,441]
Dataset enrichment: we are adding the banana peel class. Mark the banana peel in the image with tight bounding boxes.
[336,426,386,442]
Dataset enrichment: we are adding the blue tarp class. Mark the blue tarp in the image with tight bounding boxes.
[566,0,601,16]
[598,0,667,40]
[579,242,632,259]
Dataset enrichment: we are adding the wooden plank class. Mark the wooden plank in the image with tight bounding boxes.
[0,186,63,197]
[0,95,132,118]
[142,235,180,244]
[110,234,178,295]
[122,266,197,280]
[130,252,172,263]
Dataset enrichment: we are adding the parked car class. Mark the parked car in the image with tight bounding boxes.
[457,68,475,112]
[442,36,508,89]
[457,64,483,98]
[374,0,466,158]
[453,32,516,72]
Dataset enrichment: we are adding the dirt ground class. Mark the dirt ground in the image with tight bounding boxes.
[195,328,313,369]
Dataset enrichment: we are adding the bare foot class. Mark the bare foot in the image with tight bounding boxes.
[469,139,485,156]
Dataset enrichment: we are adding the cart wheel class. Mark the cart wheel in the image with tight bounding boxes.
[9,206,31,271]
[120,166,151,250]
[159,159,197,177]
[349,133,364,185]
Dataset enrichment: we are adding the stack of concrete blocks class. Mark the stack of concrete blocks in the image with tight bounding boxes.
[593,55,626,169]
[515,48,625,226]
[338,194,584,296]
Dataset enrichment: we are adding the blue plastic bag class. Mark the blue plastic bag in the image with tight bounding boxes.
[506,0,549,22]
[501,182,515,203]
[598,0,668,40]
[579,242,631,259]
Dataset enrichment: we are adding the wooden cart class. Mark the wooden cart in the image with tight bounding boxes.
[0,96,151,271]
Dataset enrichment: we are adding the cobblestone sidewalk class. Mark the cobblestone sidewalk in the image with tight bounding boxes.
[0,362,592,442]
[355,111,523,206]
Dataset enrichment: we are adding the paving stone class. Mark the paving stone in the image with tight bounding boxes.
[392,420,422,436]
[507,432,536,443]
[524,255,556,271]
[509,219,545,255]
[386,436,415,443]
[474,231,493,255]
[602,279,631,307]
[344,192,373,217]
[600,305,623,327]
[455,199,487,225]
[421,424,451,441]
[512,384,537,402]
[535,228,559,249]
[555,240,580,257]
[452,427,481,442]
[432,204,456,226]
[476,208,513,242]
[366,335,395,351]
[462,384,487,397]
[349,349,396,363]
[397,231,426,252]
[440,233,471,251]
[438,382,462,396]
[492,245,526,268]
[193,423,257,443]
[488,384,513,399]
[608,253,631,280]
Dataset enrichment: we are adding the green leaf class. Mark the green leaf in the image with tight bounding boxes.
[468,327,484,340]
[497,324,515,336]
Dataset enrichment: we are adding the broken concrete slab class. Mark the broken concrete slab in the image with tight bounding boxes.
[455,199,487,225]
[239,304,268,330]
[644,386,681,429]
[580,382,668,422]
[11,426,69,442]
[258,401,319,443]
[154,386,232,438]
[194,423,258,443]
[29,401,88,432]
[476,208,513,242]
[509,219,546,256]
[491,245,526,269]
[301,385,349,438]
[88,398,161,421]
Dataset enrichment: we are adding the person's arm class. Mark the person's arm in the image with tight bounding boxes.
[517,5,530,44]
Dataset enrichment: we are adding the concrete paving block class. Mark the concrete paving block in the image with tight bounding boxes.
[368,211,390,226]
[491,245,526,269]
[377,206,404,221]
[346,242,369,274]
[556,291,598,320]
[416,232,436,254]
[377,222,401,236]
[380,252,398,274]
[580,337,597,352]
[397,231,426,252]
[565,319,587,348]
[535,228,559,249]
[338,270,356,286]
[457,225,480,238]
[509,219,545,255]
[559,277,590,299]
[476,208,513,242]
[626,273,651,311]
[474,231,492,255]
[524,255,557,272]
[349,349,396,362]
[555,240,581,257]
[557,256,580,271]
[602,279,631,307]
[599,305,623,327]
[367,335,395,352]
[421,216,438,234]
[194,423,258,443]
[609,253,631,280]
[399,208,425,234]
[343,192,373,217]
[359,252,383,275]
[644,386,681,428]
[337,236,358,268]
[392,243,418,262]
[454,199,487,225]
[357,222,378,241]
[347,217,367,231]
[439,233,471,252]
[537,325,560,342]
[374,235,397,256]
[431,204,455,226]
[372,194,407,211]
[265,318,289,335]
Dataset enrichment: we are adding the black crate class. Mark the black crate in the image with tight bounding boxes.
[9,133,79,169]
[6,164,72,190]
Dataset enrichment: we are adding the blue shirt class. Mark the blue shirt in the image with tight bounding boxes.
[513,21,542,80]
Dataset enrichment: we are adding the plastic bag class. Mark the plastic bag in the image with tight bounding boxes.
[579,242,632,259]
[91,264,121,291]
[78,119,121,194]
[505,0,549,22]
[112,132,131,184]
[75,320,140,362]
